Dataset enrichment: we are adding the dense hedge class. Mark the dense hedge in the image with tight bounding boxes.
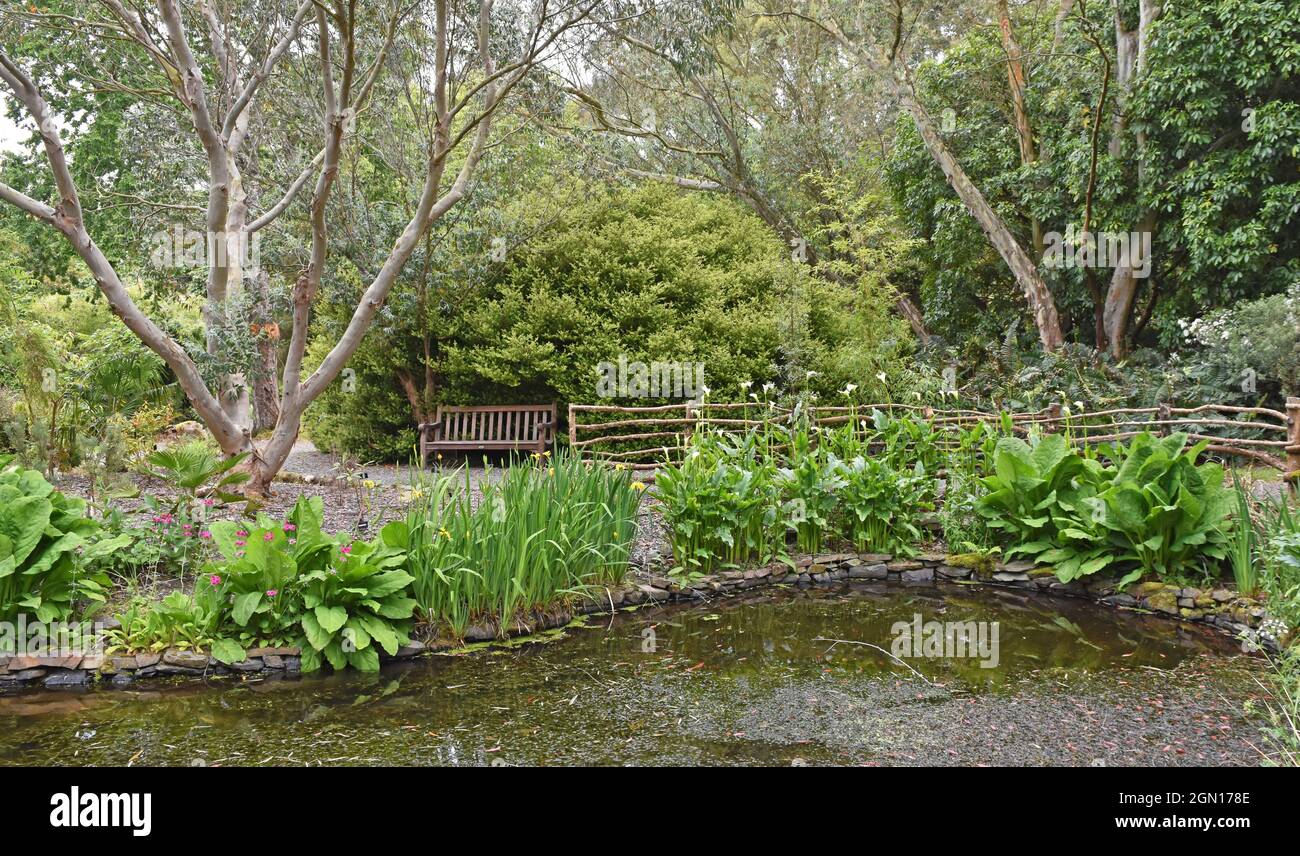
[303,183,916,460]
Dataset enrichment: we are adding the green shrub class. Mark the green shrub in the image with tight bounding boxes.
[657,414,945,565]
[0,457,125,624]
[1089,433,1232,584]
[975,433,1112,580]
[105,498,418,673]
[977,432,1233,585]
[832,454,931,555]
[304,183,920,460]
[655,429,782,573]
[818,415,938,554]
[198,496,416,671]
[774,421,843,553]
[1265,532,1300,630]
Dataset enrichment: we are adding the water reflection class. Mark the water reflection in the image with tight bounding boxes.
[0,582,1262,767]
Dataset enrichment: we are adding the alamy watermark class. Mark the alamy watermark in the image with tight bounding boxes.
[890,613,1000,669]
[1042,223,1151,278]
[148,225,261,278]
[596,355,705,400]
[50,787,151,837]
[0,618,107,657]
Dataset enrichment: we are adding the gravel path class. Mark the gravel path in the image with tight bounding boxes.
[57,439,670,573]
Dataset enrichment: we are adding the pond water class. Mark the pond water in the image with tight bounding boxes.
[0,583,1266,766]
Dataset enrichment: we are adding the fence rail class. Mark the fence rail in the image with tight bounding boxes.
[568,397,1300,480]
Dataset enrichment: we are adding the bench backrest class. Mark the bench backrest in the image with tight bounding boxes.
[433,404,556,443]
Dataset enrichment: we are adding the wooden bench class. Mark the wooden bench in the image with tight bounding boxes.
[419,403,557,465]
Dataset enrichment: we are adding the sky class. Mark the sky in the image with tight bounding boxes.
[0,93,24,154]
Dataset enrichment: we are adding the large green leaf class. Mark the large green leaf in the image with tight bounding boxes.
[315,604,348,634]
[232,591,263,626]
[209,637,247,665]
[0,495,53,567]
[301,611,331,651]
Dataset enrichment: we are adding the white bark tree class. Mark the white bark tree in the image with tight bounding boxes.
[0,0,603,492]
[785,1,1067,353]
[1099,0,1161,358]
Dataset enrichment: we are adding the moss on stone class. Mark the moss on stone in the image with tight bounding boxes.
[945,552,997,578]
[1145,590,1180,615]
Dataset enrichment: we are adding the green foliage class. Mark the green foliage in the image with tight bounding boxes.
[143,442,250,512]
[305,182,920,460]
[0,265,186,472]
[1227,473,1260,596]
[1173,290,1300,407]
[883,0,1297,368]
[1092,434,1233,583]
[0,459,123,624]
[199,496,417,672]
[976,432,1114,581]
[91,501,209,582]
[977,432,1233,585]
[296,525,415,673]
[1134,0,1300,320]
[106,592,216,654]
[105,496,417,672]
[936,420,1004,551]
[656,414,942,567]
[655,429,782,573]
[775,421,842,553]
[401,453,644,635]
[1265,532,1300,630]
[832,454,931,555]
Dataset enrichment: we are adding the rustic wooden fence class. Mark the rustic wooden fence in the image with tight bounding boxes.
[568,397,1300,481]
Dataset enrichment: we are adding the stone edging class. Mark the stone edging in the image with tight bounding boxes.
[0,553,1286,690]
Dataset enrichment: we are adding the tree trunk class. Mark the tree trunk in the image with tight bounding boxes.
[1102,210,1155,355]
[1103,0,1162,358]
[995,0,1043,257]
[251,269,281,432]
[397,369,432,426]
[883,62,1064,352]
[894,295,929,344]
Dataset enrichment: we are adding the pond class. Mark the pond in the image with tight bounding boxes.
[0,583,1266,766]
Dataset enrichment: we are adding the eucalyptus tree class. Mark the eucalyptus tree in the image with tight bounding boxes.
[558,0,932,340]
[773,0,1066,353]
[885,0,1296,360]
[0,0,607,492]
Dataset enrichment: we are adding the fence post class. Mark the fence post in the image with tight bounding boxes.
[1045,402,1061,433]
[567,404,577,450]
[1287,396,1300,492]
[1157,402,1172,438]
